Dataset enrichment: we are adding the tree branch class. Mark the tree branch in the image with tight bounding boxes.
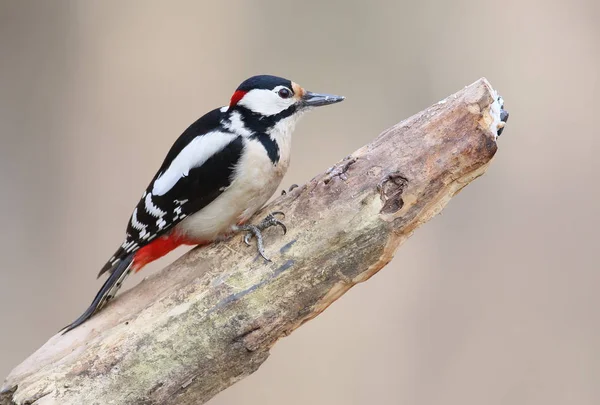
[1,78,506,405]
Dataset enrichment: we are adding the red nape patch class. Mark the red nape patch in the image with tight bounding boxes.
[132,233,202,273]
[229,90,247,108]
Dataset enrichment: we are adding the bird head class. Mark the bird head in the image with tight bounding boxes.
[228,75,344,117]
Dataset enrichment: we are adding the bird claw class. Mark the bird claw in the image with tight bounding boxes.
[239,224,270,260]
[273,219,287,235]
[265,211,287,235]
[238,211,288,261]
[243,231,254,246]
[281,184,299,195]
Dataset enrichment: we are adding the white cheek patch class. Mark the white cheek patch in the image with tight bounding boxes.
[152,131,237,196]
[238,88,295,116]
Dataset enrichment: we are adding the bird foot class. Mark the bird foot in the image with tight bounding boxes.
[237,212,287,261]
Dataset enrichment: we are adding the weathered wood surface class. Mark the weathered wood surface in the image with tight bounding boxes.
[1,78,505,405]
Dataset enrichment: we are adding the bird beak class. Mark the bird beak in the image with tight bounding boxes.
[301,91,345,107]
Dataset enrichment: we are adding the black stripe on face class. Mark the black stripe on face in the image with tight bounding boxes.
[233,104,297,134]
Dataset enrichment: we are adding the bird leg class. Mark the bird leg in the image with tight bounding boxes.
[235,212,287,261]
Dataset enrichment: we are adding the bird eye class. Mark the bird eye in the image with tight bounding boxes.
[278,88,292,99]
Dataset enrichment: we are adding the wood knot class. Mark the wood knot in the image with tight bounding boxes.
[377,172,408,214]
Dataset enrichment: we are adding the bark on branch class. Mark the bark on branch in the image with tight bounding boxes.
[2,78,505,405]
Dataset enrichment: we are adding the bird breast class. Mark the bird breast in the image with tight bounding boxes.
[176,136,290,241]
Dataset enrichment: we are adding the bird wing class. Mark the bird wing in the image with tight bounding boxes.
[99,107,244,276]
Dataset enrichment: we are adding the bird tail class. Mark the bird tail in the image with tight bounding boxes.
[60,252,134,334]
[97,245,129,278]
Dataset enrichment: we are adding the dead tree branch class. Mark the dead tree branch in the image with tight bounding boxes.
[1,78,505,405]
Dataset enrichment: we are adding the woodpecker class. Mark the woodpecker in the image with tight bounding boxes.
[61,75,344,333]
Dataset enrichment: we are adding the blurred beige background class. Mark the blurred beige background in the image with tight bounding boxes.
[1,1,599,404]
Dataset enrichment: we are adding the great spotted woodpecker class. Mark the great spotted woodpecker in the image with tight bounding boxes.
[62,75,344,333]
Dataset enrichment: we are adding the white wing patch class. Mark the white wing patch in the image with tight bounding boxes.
[152,131,237,196]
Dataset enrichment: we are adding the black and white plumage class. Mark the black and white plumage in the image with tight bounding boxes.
[62,75,344,333]
[99,108,246,275]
